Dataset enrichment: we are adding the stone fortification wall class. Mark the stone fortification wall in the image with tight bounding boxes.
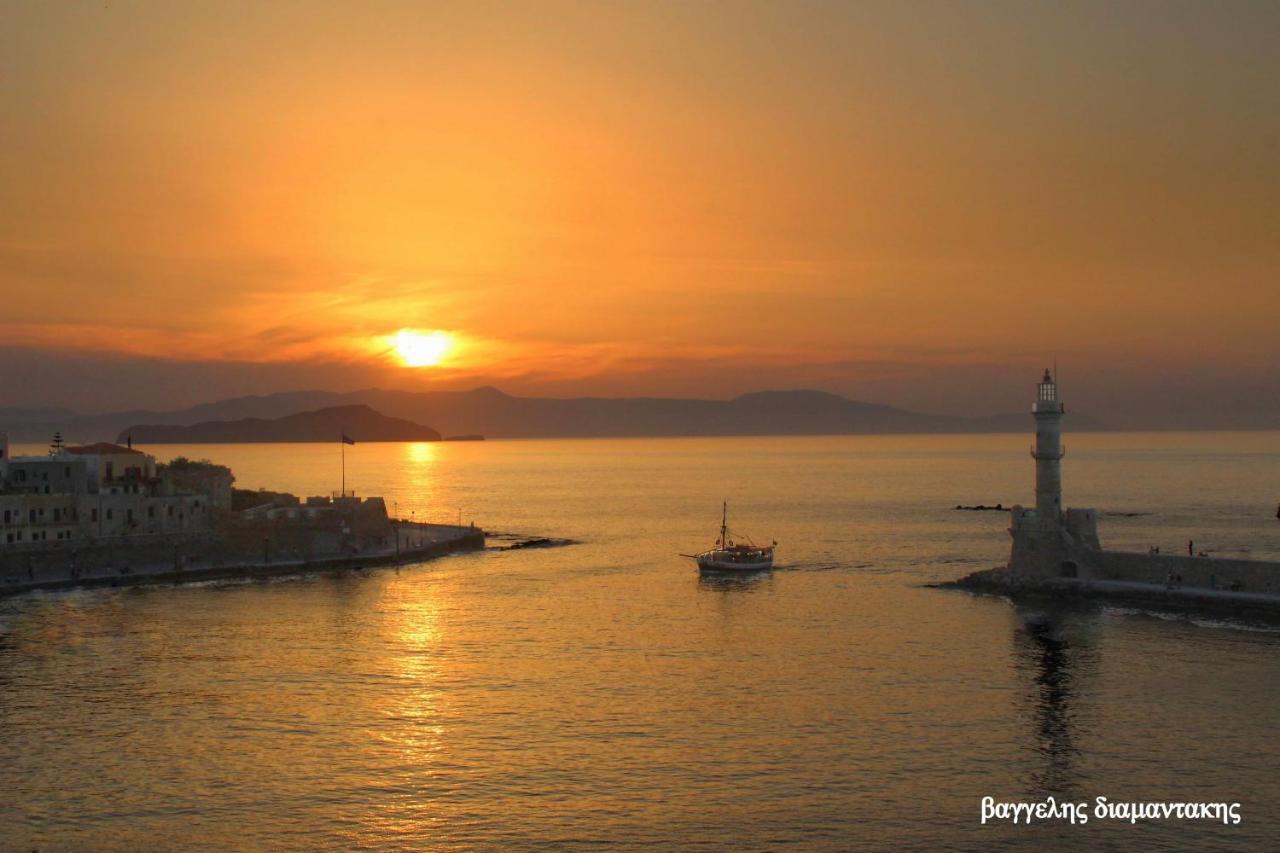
[1086,549,1280,595]
[0,533,217,580]
[0,511,393,580]
[1,525,485,597]
[217,507,392,563]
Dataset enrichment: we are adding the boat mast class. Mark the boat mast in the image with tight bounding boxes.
[720,501,728,549]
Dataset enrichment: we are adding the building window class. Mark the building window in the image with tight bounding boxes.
[167,506,173,517]
[92,508,98,522]
[28,509,36,522]
[106,509,113,520]
[148,506,155,519]
[126,509,134,523]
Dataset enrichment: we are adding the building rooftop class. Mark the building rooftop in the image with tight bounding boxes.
[64,442,144,456]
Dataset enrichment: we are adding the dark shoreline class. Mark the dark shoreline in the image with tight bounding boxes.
[1,529,485,598]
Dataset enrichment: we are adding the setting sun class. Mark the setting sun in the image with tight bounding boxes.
[392,329,453,368]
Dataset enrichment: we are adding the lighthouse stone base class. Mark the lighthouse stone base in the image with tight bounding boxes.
[1007,505,1100,579]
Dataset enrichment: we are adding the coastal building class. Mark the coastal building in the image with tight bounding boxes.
[4,455,91,496]
[66,442,155,487]
[0,441,218,548]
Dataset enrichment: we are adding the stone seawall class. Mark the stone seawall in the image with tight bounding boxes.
[0,534,218,581]
[940,566,1280,620]
[942,550,1280,621]
[1088,549,1280,595]
[0,526,485,598]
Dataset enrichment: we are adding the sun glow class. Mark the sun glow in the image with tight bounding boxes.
[392,329,454,368]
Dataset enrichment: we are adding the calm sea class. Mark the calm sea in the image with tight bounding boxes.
[3,432,1280,849]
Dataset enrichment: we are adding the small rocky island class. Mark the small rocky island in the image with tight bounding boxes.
[942,370,1280,619]
[119,404,442,443]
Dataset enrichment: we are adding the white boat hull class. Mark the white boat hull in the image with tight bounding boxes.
[696,551,774,572]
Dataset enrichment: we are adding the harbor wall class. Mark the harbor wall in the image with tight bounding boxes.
[0,523,372,579]
[1085,549,1280,595]
[0,533,217,580]
[0,526,484,597]
[1007,533,1280,596]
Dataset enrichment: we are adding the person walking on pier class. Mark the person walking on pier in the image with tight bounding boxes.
[1188,539,1194,557]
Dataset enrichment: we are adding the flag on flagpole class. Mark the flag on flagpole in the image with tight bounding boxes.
[341,434,356,445]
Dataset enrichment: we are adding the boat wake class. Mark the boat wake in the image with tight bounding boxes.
[759,560,888,574]
[1101,604,1280,634]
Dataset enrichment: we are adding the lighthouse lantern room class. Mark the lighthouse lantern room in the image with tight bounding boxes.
[1031,368,1065,520]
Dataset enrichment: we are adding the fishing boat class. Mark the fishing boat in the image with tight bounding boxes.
[686,502,776,572]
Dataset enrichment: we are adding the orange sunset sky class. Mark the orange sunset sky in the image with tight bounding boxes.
[1,1,1277,426]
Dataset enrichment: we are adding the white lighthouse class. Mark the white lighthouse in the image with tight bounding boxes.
[1031,368,1064,521]
[1008,368,1099,577]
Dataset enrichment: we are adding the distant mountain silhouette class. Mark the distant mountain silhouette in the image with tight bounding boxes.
[1,387,1109,443]
[117,405,441,444]
[0,406,77,425]
[341,387,1107,438]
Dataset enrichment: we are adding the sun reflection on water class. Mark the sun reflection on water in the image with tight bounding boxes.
[387,442,443,522]
[406,442,438,465]
[362,579,451,841]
